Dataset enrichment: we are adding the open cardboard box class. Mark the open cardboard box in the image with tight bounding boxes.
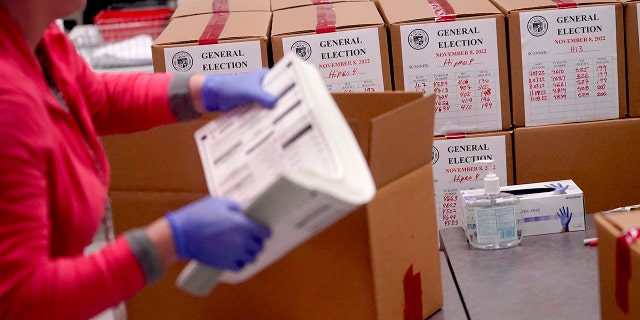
[103,92,442,319]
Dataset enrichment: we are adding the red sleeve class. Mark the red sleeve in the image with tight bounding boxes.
[47,25,179,136]
[0,84,146,320]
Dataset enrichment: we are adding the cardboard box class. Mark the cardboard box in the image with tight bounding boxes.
[460,179,586,236]
[271,0,370,11]
[103,92,443,320]
[171,0,271,19]
[595,208,640,319]
[376,0,512,135]
[432,130,514,230]
[490,0,626,127]
[513,118,640,214]
[151,11,271,73]
[270,2,393,92]
[622,0,640,116]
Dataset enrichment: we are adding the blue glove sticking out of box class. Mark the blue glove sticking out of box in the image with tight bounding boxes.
[545,182,569,194]
[201,68,278,113]
[556,206,573,232]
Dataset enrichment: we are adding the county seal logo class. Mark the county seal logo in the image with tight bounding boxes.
[432,146,440,165]
[172,51,193,72]
[527,16,548,37]
[408,29,429,50]
[290,41,312,61]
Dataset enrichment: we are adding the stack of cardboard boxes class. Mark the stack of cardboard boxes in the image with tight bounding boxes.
[100,0,640,318]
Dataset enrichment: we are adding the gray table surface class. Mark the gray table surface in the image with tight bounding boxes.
[440,214,599,320]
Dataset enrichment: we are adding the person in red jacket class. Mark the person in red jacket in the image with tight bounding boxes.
[0,1,277,319]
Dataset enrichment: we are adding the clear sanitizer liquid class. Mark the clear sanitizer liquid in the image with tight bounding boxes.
[465,160,523,250]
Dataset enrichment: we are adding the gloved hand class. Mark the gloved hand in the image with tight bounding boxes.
[166,196,271,271]
[201,68,277,112]
[556,206,572,232]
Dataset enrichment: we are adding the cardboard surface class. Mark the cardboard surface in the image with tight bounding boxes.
[376,0,503,24]
[270,2,392,91]
[491,0,619,12]
[151,12,271,72]
[378,0,511,134]
[490,0,626,127]
[624,2,640,116]
[271,2,384,36]
[171,0,271,19]
[103,92,442,319]
[271,0,370,11]
[513,118,640,214]
[595,210,640,319]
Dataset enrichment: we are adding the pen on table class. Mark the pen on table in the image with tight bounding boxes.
[583,237,598,247]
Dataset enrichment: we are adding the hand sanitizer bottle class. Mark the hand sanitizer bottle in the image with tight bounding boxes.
[465,160,522,249]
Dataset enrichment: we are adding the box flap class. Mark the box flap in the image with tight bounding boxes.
[172,0,271,18]
[376,0,502,24]
[334,92,435,188]
[491,0,619,13]
[271,0,371,11]
[271,1,383,36]
[105,92,435,192]
[155,11,272,45]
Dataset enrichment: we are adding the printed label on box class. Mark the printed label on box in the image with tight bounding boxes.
[519,5,619,126]
[281,28,385,93]
[400,18,502,135]
[432,135,508,229]
[163,40,264,74]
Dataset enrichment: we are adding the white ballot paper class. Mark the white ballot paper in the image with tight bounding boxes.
[176,53,376,295]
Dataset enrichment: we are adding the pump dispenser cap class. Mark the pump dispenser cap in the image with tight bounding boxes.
[475,160,500,194]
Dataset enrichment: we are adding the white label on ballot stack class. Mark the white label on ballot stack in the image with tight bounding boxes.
[519,5,618,126]
[431,135,508,230]
[163,40,263,75]
[281,28,385,93]
[189,53,376,288]
[400,18,502,135]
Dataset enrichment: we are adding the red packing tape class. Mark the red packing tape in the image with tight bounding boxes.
[616,227,640,313]
[199,12,229,45]
[403,265,423,320]
[315,4,336,34]
[427,0,456,22]
[211,0,229,13]
[445,132,467,139]
[551,0,578,9]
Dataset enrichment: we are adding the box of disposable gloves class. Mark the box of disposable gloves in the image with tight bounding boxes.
[460,179,585,236]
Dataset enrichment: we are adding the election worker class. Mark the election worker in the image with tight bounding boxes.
[0,1,277,319]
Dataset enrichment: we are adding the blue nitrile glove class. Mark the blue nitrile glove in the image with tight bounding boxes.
[201,68,277,112]
[166,196,271,271]
[556,206,572,232]
[545,182,569,194]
